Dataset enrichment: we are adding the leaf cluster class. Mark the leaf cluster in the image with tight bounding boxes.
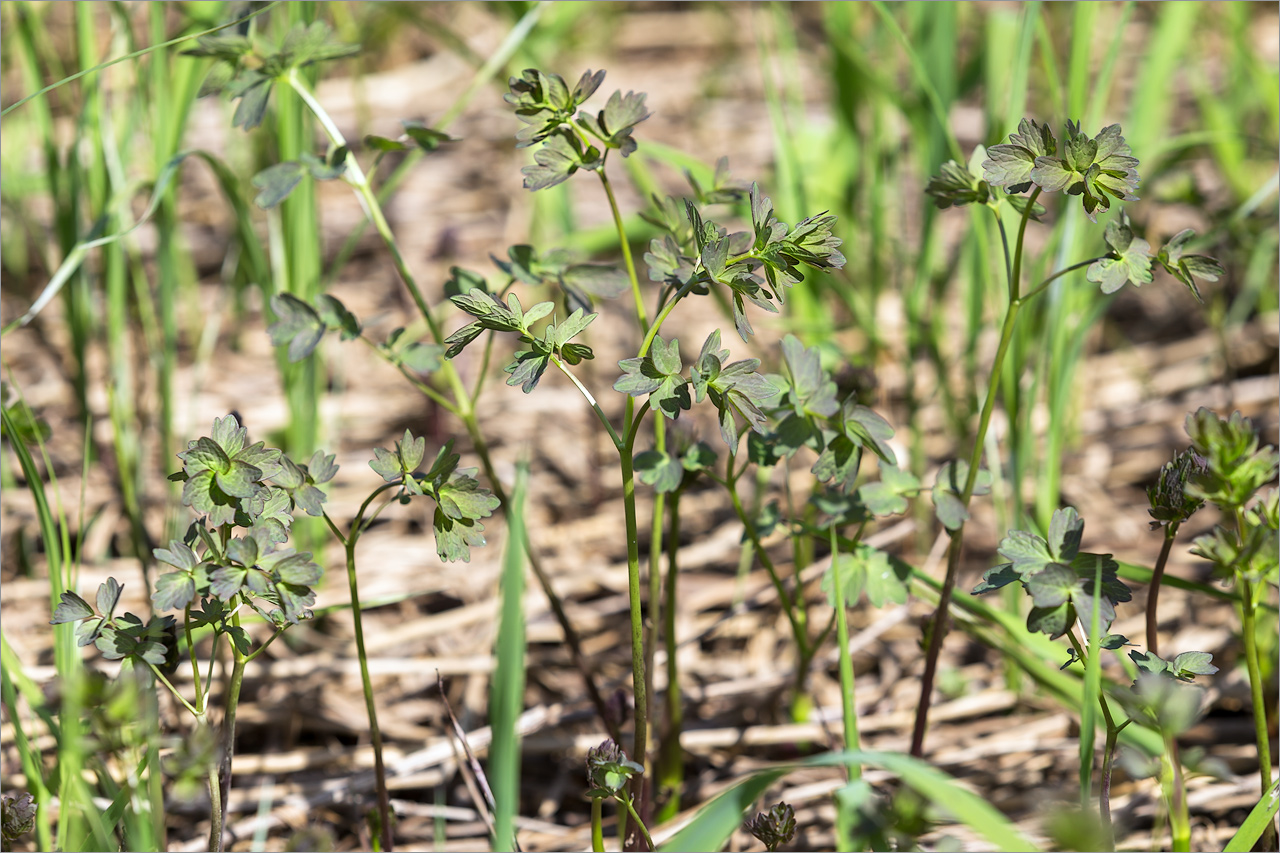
[446,289,597,394]
[268,292,361,362]
[1085,214,1221,302]
[369,431,501,562]
[973,508,1131,638]
[504,69,649,190]
[745,802,797,853]
[183,21,358,131]
[644,186,846,342]
[51,578,176,667]
[252,146,349,209]
[983,118,1140,222]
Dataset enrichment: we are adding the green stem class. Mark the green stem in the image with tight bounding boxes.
[1019,256,1109,303]
[554,356,624,449]
[458,413,623,746]
[644,418,667,793]
[1240,577,1277,833]
[621,795,656,851]
[620,426,649,797]
[1165,742,1191,852]
[724,452,806,649]
[206,761,223,853]
[829,525,860,779]
[591,798,605,853]
[598,168,648,332]
[656,489,684,823]
[146,663,200,718]
[211,617,247,853]
[911,187,1042,757]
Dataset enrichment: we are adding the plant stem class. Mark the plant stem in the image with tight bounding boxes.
[622,795,656,851]
[1240,576,1277,845]
[644,419,667,779]
[598,168,648,332]
[591,799,605,853]
[1147,522,1179,657]
[343,531,394,851]
[656,489,684,823]
[290,70,622,752]
[1164,743,1191,852]
[620,428,649,797]
[830,525,860,779]
[211,616,247,853]
[911,187,1042,758]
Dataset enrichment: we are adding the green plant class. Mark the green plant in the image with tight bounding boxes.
[47,414,497,851]
[973,506,1218,850]
[911,117,1224,759]
[1184,408,1279,850]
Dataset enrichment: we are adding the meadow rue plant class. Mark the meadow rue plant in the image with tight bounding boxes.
[912,116,1225,766]
[47,413,497,852]
[973,506,1219,848]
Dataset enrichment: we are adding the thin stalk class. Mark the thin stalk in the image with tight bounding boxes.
[644,417,667,806]
[1164,744,1191,852]
[911,187,1042,757]
[1240,576,1277,845]
[346,532,394,851]
[830,525,860,779]
[656,489,684,823]
[620,429,649,798]
[211,621,247,853]
[621,796,656,851]
[591,799,605,853]
[598,168,648,332]
[1146,522,1179,656]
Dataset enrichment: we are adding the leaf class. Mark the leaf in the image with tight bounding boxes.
[1026,603,1072,638]
[521,131,584,191]
[1172,651,1218,680]
[436,476,501,521]
[252,161,308,209]
[94,577,123,620]
[972,562,1020,594]
[273,552,322,587]
[50,591,94,624]
[434,509,487,562]
[982,118,1056,193]
[153,572,197,612]
[1086,212,1153,294]
[857,462,920,516]
[635,450,684,493]
[1023,562,1077,608]
[210,566,248,600]
[842,403,897,466]
[267,293,325,362]
[402,120,456,152]
[154,540,198,572]
[1047,507,1084,562]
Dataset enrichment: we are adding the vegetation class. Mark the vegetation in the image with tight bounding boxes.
[1,3,1275,852]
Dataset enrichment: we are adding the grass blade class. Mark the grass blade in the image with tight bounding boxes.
[491,460,530,852]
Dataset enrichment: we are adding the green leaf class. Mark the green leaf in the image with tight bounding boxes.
[972,563,1020,595]
[252,161,307,209]
[183,437,231,475]
[153,572,197,612]
[402,120,457,152]
[825,544,910,609]
[635,450,684,493]
[613,336,690,420]
[210,565,248,600]
[434,510,487,563]
[1024,562,1077,608]
[1086,212,1153,294]
[521,130,584,191]
[154,540,198,572]
[925,154,989,209]
[842,403,897,466]
[272,552,322,587]
[1171,651,1218,680]
[50,591,94,624]
[436,476,501,521]
[982,118,1056,193]
[93,577,122,621]
[267,292,324,362]
[858,461,920,516]
[1047,507,1084,562]
[226,536,259,567]
[1026,603,1072,638]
